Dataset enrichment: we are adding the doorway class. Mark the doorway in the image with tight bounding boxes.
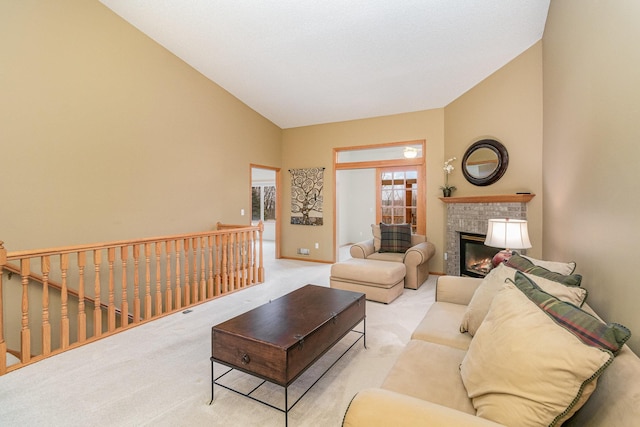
[334,140,426,261]
[251,165,281,259]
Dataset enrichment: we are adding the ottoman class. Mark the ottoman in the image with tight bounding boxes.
[330,258,406,304]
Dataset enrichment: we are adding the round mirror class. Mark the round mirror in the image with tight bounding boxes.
[462,139,508,186]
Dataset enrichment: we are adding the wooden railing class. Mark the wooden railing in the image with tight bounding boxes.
[0,222,264,375]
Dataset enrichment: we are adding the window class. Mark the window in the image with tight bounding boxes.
[252,185,276,222]
[378,167,420,233]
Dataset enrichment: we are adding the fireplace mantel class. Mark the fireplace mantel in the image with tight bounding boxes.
[439,194,535,204]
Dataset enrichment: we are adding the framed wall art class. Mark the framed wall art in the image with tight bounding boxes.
[290,167,324,225]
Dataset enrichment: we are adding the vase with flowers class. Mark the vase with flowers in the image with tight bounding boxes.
[440,157,457,197]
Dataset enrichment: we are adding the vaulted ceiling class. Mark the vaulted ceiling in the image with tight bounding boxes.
[99,1,550,129]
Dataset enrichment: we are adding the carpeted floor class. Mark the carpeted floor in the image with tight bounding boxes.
[0,243,436,426]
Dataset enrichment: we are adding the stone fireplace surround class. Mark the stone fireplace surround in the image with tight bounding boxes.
[441,194,535,276]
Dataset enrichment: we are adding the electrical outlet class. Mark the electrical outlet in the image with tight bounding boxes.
[297,248,310,255]
[444,252,448,260]
[315,243,319,249]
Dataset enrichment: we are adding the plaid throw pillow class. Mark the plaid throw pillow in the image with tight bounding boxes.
[506,253,583,287]
[512,272,630,354]
[378,223,412,253]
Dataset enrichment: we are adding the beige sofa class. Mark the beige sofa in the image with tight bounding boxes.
[350,229,435,290]
[343,272,640,426]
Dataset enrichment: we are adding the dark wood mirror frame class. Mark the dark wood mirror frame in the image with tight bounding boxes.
[461,139,509,186]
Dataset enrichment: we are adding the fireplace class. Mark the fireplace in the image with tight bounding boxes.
[442,195,533,276]
[459,232,500,278]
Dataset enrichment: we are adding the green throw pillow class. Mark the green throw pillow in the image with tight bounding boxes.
[512,272,630,355]
[378,223,412,253]
[506,252,583,286]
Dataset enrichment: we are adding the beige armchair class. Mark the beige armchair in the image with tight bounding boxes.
[350,225,436,290]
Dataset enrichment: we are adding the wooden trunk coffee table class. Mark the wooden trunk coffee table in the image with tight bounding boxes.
[210,284,366,426]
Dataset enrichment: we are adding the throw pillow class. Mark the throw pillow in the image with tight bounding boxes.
[378,223,412,253]
[512,272,630,355]
[460,273,630,427]
[506,253,582,286]
[519,252,577,275]
[459,263,587,336]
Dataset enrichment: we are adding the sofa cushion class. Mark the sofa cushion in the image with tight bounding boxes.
[460,274,629,427]
[411,302,472,351]
[378,223,412,253]
[367,252,405,263]
[343,389,504,427]
[506,253,582,286]
[382,340,476,415]
[460,263,587,336]
[566,344,640,426]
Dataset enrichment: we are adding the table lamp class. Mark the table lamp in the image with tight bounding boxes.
[484,218,531,267]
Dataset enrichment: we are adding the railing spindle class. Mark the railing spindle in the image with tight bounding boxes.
[215,234,222,295]
[165,241,172,312]
[238,232,245,287]
[175,240,182,309]
[41,256,51,355]
[133,245,141,323]
[200,236,206,301]
[154,242,162,316]
[238,231,243,287]
[120,247,129,328]
[108,247,116,332]
[183,239,190,306]
[229,233,236,290]
[253,229,258,283]
[221,235,228,293]
[93,249,102,337]
[60,253,70,349]
[20,258,31,363]
[144,243,152,320]
[192,237,200,302]
[77,252,86,343]
[247,231,254,285]
[207,236,214,298]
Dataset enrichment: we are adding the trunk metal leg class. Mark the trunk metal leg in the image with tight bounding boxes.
[209,357,215,405]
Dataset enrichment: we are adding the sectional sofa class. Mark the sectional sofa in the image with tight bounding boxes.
[343,254,640,426]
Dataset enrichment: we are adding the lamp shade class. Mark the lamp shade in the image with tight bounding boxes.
[484,218,531,250]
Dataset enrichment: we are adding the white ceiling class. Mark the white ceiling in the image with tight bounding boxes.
[99,0,550,129]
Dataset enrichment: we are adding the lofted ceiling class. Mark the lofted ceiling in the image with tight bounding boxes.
[99,0,550,129]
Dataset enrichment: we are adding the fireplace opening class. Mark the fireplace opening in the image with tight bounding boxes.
[459,232,500,278]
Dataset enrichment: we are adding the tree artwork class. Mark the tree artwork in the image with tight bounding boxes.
[290,167,324,225]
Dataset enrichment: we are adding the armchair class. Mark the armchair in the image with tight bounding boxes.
[350,224,436,289]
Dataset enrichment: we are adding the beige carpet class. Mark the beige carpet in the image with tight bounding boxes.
[0,244,436,426]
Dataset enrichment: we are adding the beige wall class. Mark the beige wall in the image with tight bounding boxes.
[543,1,640,352]
[281,110,446,267]
[444,41,544,259]
[0,0,281,251]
